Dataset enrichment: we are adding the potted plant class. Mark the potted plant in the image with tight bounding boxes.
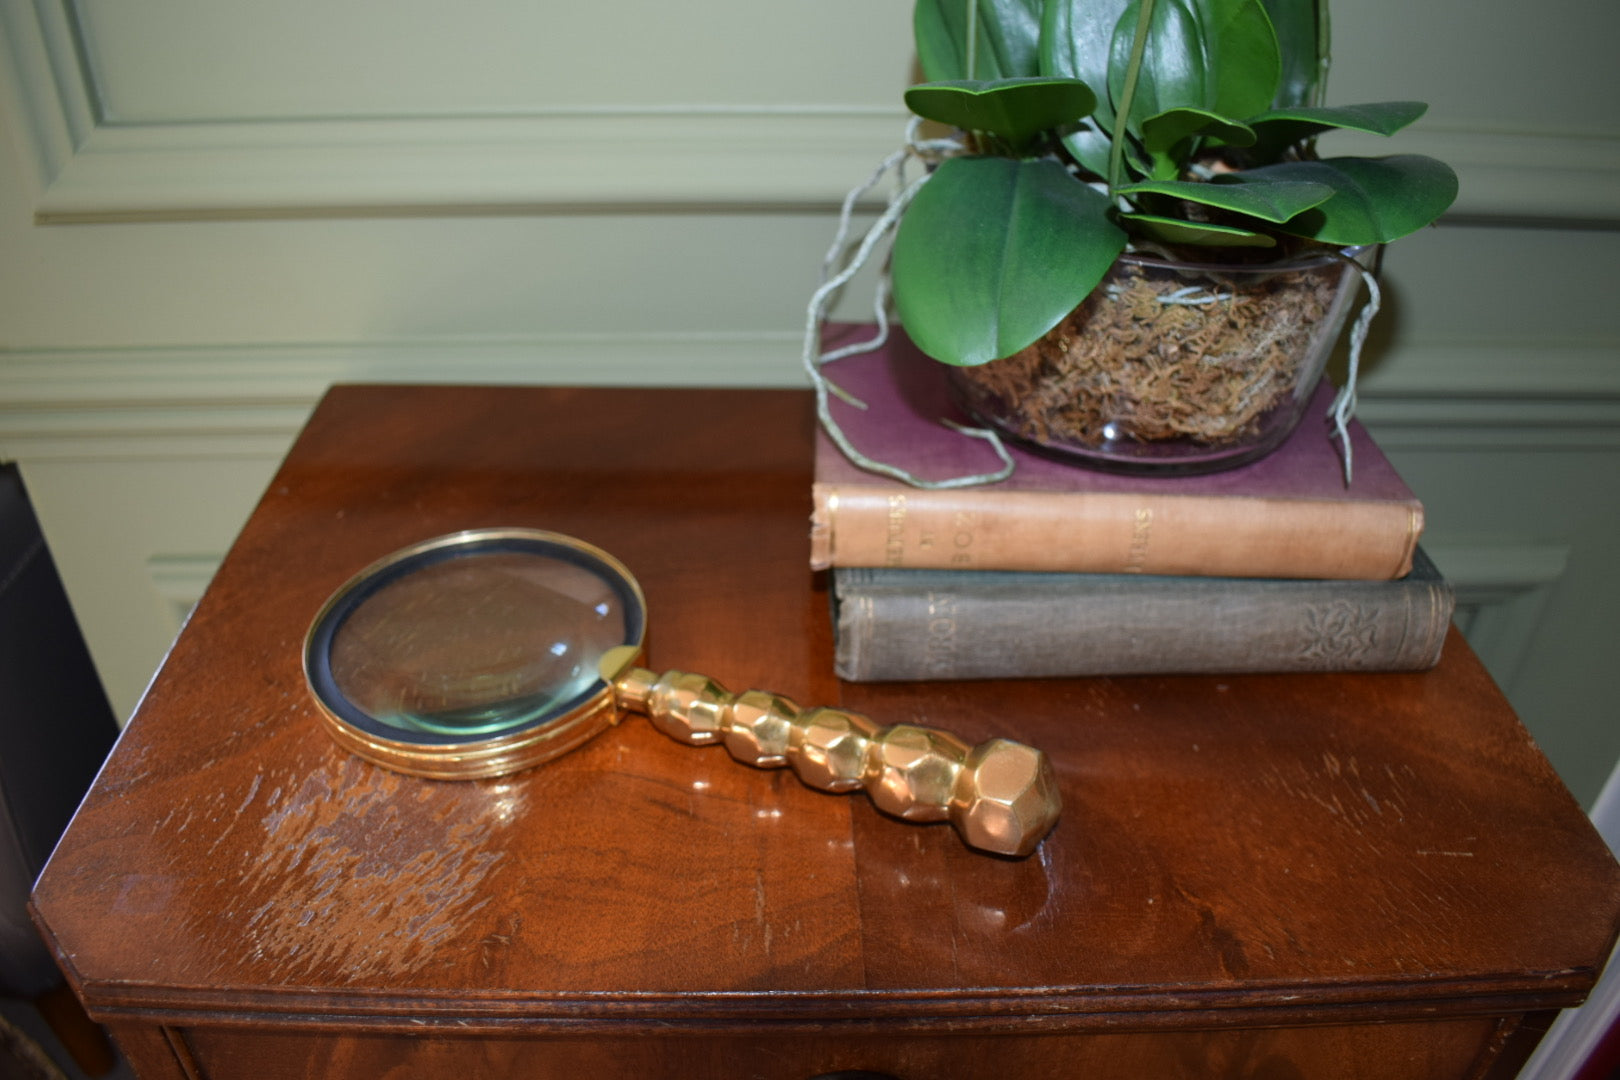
[878,0,1458,473]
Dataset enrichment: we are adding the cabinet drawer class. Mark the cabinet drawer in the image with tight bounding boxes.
[166,1017,1520,1080]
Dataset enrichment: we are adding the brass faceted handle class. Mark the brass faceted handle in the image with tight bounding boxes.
[600,649,1060,857]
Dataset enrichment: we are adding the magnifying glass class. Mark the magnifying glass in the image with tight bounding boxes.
[303,528,1060,857]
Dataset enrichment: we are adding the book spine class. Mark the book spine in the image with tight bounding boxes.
[832,567,1453,681]
[810,483,1422,581]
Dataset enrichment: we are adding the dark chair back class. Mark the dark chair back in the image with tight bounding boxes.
[0,463,119,996]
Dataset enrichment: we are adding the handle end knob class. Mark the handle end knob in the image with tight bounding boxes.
[949,739,1062,858]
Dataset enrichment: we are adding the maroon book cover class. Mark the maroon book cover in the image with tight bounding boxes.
[814,323,1417,502]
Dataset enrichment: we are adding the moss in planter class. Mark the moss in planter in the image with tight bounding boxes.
[953,255,1345,449]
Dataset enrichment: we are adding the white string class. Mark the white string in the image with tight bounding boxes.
[802,123,1016,489]
[1106,282,1234,306]
[1327,253,1383,486]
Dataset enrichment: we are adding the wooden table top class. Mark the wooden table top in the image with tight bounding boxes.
[31,383,1620,1037]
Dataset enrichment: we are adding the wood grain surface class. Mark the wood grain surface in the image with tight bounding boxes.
[30,384,1620,1079]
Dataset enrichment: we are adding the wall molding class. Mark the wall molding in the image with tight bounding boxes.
[1,336,1616,461]
[5,0,1619,224]
[1427,542,1572,693]
[145,553,220,629]
[0,333,806,459]
[21,111,918,223]
[25,119,1620,228]
[1352,343,1620,451]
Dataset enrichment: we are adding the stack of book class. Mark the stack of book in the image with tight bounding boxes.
[810,327,1453,682]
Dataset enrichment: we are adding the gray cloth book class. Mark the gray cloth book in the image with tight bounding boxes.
[832,547,1453,682]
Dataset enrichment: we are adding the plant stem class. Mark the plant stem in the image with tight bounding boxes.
[965,0,978,80]
[1109,0,1157,193]
[1314,0,1331,107]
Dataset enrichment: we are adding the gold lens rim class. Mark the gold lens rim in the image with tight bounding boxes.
[302,528,647,781]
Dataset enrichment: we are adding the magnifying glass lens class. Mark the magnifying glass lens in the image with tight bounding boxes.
[316,539,639,740]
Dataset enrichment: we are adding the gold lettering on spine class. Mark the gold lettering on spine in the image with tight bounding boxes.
[950,509,978,567]
[924,591,958,675]
[1125,507,1153,573]
[884,494,908,567]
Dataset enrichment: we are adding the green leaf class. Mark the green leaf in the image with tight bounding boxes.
[1120,213,1277,246]
[905,78,1098,149]
[893,156,1127,365]
[1258,0,1324,108]
[1109,0,1206,129]
[1198,0,1282,119]
[1060,124,1116,178]
[1248,100,1428,141]
[1119,176,1332,221]
[1232,155,1460,244]
[914,0,1045,81]
[1109,0,1281,132]
[1041,0,1132,135]
[1140,107,1255,153]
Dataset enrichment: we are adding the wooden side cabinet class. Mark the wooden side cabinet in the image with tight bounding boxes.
[32,385,1620,1080]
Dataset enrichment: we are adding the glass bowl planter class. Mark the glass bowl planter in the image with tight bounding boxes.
[947,247,1371,475]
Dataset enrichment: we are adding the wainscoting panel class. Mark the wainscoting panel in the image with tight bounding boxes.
[1429,544,1572,693]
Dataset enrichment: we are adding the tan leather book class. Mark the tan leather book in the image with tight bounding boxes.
[809,327,1423,580]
